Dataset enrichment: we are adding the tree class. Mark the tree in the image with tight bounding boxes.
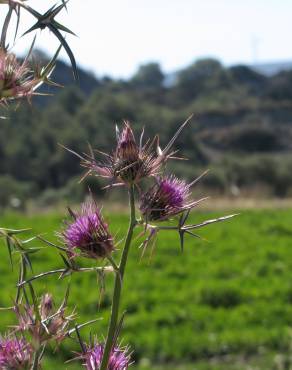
[174,58,227,101]
[131,62,164,89]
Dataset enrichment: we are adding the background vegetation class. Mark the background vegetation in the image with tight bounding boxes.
[1,52,292,369]
[0,208,292,369]
[2,56,292,209]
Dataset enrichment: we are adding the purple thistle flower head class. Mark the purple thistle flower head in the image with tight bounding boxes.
[140,175,195,221]
[84,343,130,370]
[0,336,32,370]
[63,199,114,259]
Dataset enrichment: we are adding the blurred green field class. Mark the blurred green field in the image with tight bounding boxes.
[0,208,292,370]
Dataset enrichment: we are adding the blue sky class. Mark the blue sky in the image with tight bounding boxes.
[5,0,292,78]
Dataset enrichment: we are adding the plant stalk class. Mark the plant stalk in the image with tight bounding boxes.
[31,347,42,370]
[100,185,136,370]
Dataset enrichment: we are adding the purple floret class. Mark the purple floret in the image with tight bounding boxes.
[85,343,130,370]
[159,177,187,207]
[63,201,114,259]
[65,213,100,249]
[140,176,191,221]
[0,337,32,369]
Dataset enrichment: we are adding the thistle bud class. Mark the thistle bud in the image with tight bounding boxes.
[40,293,54,319]
[63,200,114,260]
[46,314,68,341]
[116,122,139,161]
[15,293,74,345]
[79,121,166,186]
[113,122,142,183]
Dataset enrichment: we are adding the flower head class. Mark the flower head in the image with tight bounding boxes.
[111,122,146,183]
[116,123,139,163]
[15,292,74,345]
[140,175,203,222]
[74,117,193,187]
[63,200,114,259]
[0,49,40,103]
[92,121,160,185]
[0,336,32,370]
[84,343,130,370]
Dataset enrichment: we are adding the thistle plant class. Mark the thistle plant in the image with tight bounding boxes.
[0,3,236,369]
[0,118,236,369]
[0,0,77,106]
[0,1,92,368]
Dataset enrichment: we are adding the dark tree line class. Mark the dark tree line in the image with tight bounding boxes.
[2,57,292,207]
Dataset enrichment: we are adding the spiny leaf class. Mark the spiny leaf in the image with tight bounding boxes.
[28,281,41,322]
[61,282,71,309]
[3,228,31,235]
[47,24,78,80]
[75,325,86,354]
[0,5,13,49]
[5,236,13,269]
[59,253,72,269]
[39,43,63,84]
[67,318,102,336]
[183,214,239,231]
[21,1,78,79]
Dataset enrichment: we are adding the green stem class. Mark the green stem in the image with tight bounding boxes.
[31,347,42,370]
[100,185,136,370]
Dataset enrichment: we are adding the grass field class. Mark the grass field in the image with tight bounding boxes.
[0,207,292,369]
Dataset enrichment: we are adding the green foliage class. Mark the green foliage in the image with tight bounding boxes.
[1,58,292,205]
[131,63,164,89]
[0,209,292,369]
[174,59,229,102]
[219,154,292,197]
[0,175,34,209]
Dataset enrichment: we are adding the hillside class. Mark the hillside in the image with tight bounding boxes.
[1,56,292,208]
